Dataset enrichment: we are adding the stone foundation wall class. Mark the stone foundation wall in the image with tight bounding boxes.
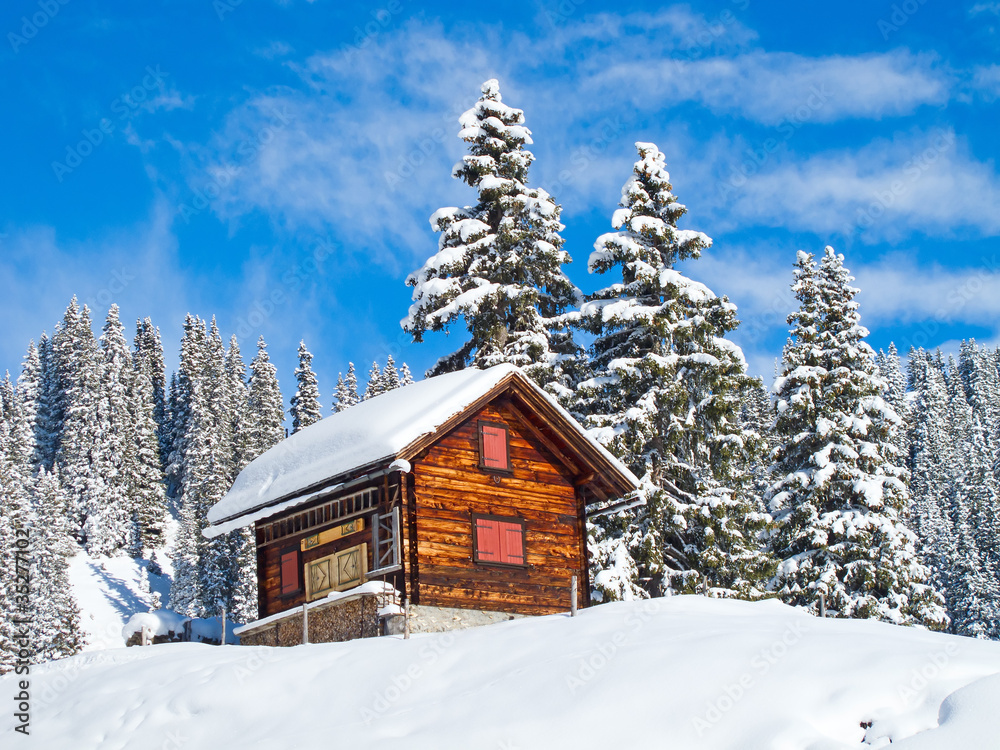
[238,595,379,647]
[404,604,526,634]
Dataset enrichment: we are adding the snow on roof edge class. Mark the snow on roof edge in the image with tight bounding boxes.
[206,364,639,534]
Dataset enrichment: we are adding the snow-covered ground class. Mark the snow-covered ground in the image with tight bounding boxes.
[9,596,1000,748]
[67,516,177,650]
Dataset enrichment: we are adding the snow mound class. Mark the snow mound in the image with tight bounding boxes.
[12,596,1000,749]
[121,610,237,645]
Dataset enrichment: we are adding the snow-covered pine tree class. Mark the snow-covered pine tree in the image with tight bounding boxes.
[941,369,1000,638]
[906,349,955,595]
[362,361,383,401]
[574,142,768,600]
[769,248,946,628]
[382,354,401,391]
[225,336,250,471]
[876,343,909,459]
[290,340,322,433]
[29,467,84,660]
[197,320,240,618]
[403,78,580,381]
[0,372,13,422]
[133,318,169,469]
[169,315,215,616]
[51,298,107,544]
[16,342,43,471]
[129,361,167,552]
[246,336,285,461]
[958,340,1000,474]
[85,304,134,556]
[399,363,414,386]
[332,363,360,413]
[224,336,284,621]
[0,402,16,674]
[34,333,61,471]
[740,380,777,509]
[0,399,37,673]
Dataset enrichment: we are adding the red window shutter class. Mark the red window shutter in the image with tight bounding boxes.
[498,521,524,565]
[476,519,501,562]
[481,424,508,470]
[280,551,299,595]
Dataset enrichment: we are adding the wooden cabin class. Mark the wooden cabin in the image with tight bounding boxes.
[205,364,638,638]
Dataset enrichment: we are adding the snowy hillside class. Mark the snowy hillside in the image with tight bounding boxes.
[10,596,1000,749]
[66,516,178,650]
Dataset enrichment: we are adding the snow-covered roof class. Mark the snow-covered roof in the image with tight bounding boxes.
[205,364,639,533]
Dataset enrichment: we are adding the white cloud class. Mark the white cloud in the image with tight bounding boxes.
[969,64,1000,100]
[583,50,951,126]
[699,129,1000,242]
[0,201,192,374]
[192,10,967,259]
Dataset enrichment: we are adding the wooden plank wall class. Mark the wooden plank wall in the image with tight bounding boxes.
[411,403,586,616]
[256,515,378,618]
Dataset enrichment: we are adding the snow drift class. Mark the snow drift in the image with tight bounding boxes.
[7,596,1000,748]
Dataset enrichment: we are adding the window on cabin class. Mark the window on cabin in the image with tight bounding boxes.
[280,548,301,596]
[474,515,525,566]
[479,421,510,471]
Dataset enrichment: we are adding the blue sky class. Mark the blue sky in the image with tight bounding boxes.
[2,0,999,404]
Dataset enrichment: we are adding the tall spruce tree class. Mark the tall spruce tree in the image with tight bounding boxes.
[35,333,61,471]
[382,354,401,391]
[29,467,85,660]
[16,342,43,471]
[52,298,106,543]
[876,343,909,459]
[86,304,134,556]
[333,363,360,413]
[290,340,322,434]
[246,336,285,461]
[133,318,169,469]
[906,350,955,593]
[399,363,414,386]
[769,248,946,628]
[574,142,768,600]
[403,78,579,381]
[362,361,384,401]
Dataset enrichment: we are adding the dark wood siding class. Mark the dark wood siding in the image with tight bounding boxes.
[256,518,373,617]
[411,402,586,615]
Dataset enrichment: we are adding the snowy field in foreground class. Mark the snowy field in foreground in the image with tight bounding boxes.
[6,596,1000,749]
